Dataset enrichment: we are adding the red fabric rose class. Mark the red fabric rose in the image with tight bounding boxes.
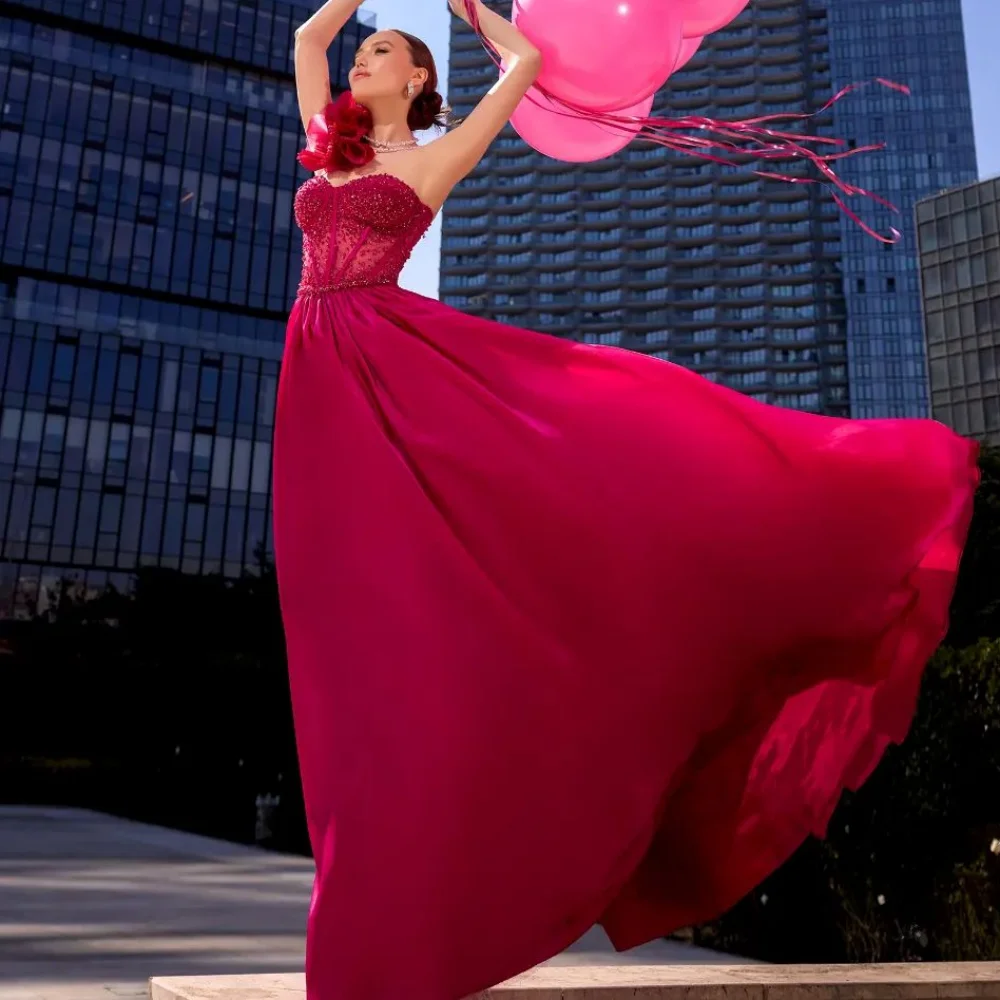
[297,91,375,174]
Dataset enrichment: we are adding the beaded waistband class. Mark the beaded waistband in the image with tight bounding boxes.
[298,278,394,296]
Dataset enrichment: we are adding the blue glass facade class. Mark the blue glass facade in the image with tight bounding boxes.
[0,0,373,616]
[825,0,978,418]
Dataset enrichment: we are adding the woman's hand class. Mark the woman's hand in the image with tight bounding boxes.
[447,0,534,68]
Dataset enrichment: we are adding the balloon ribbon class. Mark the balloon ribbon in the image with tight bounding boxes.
[461,0,910,243]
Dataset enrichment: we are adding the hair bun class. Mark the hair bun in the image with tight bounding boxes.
[408,89,448,131]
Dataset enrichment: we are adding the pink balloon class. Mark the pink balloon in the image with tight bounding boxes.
[513,0,682,113]
[509,85,654,162]
[673,34,704,72]
[674,0,750,37]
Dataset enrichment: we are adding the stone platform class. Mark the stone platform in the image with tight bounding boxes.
[0,806,730,1000]
[150,964,1000,1000]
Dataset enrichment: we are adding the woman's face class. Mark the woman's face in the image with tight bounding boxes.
[349,31,425,103]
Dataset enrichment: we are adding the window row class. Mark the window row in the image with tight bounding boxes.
[5,0,371,77]
[1,480,270,574]
[5,279,285,364]
[1,408,272,494]
[2,337,278,429]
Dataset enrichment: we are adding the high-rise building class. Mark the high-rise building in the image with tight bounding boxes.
[917,176,1000,444]
[440,0,977,420]
[827,0,977,418]
[0,0,374,617]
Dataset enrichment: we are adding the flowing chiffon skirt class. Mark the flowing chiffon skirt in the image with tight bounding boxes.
[272,284,979,1000]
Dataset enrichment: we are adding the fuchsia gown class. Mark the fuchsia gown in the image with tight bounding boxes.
[273,169,979,1000]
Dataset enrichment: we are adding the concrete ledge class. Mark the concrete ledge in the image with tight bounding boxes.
[150,963,1000,1000]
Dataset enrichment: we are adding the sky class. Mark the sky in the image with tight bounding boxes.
[363,0,1000,299]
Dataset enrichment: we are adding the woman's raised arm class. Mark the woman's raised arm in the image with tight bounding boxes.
[418,0,541,206]
[295,0,366,130]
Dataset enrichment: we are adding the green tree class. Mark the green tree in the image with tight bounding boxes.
[1,558,306,852]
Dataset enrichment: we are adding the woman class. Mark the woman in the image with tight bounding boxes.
[273,1,980,997]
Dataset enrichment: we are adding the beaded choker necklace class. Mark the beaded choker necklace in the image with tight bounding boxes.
[365,136,418,153]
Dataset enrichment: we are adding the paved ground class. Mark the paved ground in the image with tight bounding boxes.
[0,806,736,1000]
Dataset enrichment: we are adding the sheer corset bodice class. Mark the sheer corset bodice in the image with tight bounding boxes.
[294,173,433,295]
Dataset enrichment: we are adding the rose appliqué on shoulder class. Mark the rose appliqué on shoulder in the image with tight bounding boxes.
[297,92,375,173]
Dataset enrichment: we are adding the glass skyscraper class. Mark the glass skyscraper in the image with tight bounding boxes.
[0,0,373,617]
[827,0,977,418]
[441,0,977,420]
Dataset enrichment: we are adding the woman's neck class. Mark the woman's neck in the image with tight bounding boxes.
[365,104,414,145]
[369,124,415,144]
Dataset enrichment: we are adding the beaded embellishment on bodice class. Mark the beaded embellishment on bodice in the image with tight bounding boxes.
[295,174,433,295]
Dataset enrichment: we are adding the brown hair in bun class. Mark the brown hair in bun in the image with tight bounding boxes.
[394,29,455,131]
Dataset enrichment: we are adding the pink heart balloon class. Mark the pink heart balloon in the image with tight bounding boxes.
[509,85,654,162]
[674,0,750,37]
[514,0,683,113]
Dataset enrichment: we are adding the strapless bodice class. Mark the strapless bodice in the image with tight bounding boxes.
[294,173,433,295]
